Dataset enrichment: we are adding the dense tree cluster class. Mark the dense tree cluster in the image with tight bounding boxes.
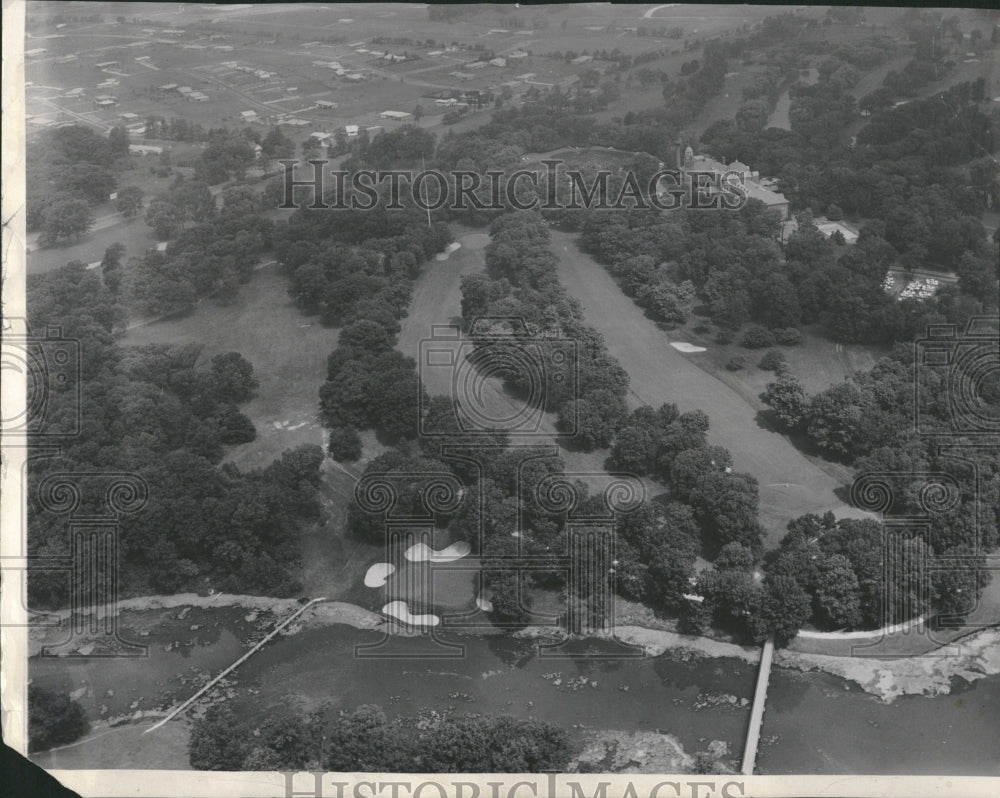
[193,128,259,185]
[702,77,996,297]
[28,686,89,753]
[191,704,571,772]
[581,202,803,337]
[463,212,631,451]
[761,346,998,627]
[272,203,450,451]
[27,124,132,246]
[130,183,272,316]
[27,263,320,603]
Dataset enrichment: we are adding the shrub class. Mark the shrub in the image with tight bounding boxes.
[742,325,776,349]
[759,349,786,371]
[715,329,733,345]
[693,322,712,335]
[726,355,746,371]
[773,327,803,346]
[328,425,362,461]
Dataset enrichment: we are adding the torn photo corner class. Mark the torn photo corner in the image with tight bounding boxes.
[2,2,999,797]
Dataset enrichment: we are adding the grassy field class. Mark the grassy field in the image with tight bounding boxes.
[27,213,157,275]
[123,264,335,469]
[30,719,192,770]
[549,229,870,545]
[26,2,800,151]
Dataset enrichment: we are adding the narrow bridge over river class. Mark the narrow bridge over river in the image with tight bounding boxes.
[741,636,775,775]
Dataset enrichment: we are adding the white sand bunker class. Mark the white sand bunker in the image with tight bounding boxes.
[435,242,462,261]
[476,597,494,613]
[670,342,707,353]
[404,541,471,563]
[364,563,395,588]
[382,601,440,627]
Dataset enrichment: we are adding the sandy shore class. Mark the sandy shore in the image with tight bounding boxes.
[774,626,1000,703]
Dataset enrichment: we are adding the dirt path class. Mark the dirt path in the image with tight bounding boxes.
[548,230,867,543]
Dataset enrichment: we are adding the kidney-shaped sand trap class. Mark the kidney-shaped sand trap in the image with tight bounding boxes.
[404,541,471,563]
[435,242,462,261]
[670,342,707,353]
[364,562,396,588]
[381,601,440,627]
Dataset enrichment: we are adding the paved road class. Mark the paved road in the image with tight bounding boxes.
[549,229,868,542]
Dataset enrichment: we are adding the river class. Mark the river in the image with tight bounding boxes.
[30,610,1000,774]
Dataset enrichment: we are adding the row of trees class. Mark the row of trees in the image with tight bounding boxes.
[271,201,450,451]
[456,214,782,633]
[191,704,571,772]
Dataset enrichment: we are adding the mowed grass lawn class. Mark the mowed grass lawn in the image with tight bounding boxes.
[27,214,158,276]
[673,319,886,407]
[30,719,192,771]
[549,230,871,545]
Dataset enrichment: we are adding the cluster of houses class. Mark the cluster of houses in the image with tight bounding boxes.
[156,83,208,102]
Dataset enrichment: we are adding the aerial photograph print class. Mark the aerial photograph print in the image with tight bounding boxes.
[2,3,1000,797]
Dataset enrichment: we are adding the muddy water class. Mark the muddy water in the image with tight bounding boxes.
[31,611,1000,774]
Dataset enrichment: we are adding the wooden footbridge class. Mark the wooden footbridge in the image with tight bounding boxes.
[741,635,775,775]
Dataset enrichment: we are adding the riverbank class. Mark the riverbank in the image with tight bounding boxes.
[774,626,1000,703]
[30,594,1000,706]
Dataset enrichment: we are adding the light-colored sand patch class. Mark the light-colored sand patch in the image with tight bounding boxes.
[775,627,1000,703]
[513,624,759,663]
[476,597,494,613]
[364,562,396,588]
[404,540,471,563]
[670,342,707,353]
[295,601,386,632]
[614,625,760,662]
[382,601,440,627]
[795,615,927,640]
[434,241,462,261]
